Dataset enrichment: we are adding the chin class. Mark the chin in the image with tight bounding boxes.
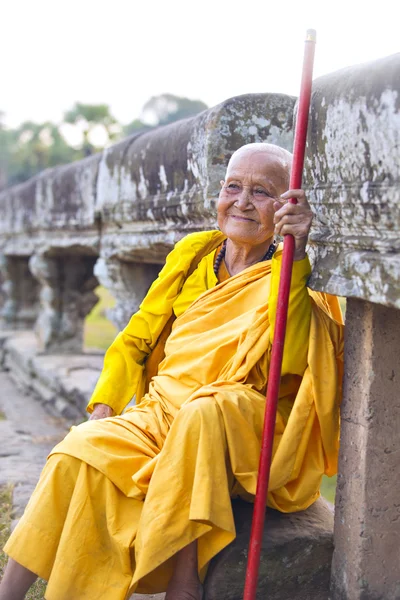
[223,225,259,245]
[222,222,274,248]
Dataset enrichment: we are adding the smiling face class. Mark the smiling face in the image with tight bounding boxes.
[217,144,292,247]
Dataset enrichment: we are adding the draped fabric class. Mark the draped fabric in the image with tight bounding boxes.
[5,254,343,599]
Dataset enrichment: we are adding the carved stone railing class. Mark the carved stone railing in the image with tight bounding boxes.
[0,54,399,599]
[0,93,295,336]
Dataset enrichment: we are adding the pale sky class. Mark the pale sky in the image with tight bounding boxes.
[2,0,399,129]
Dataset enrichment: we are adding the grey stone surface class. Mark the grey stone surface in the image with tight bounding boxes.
[2,330,103,418]
[0,371,68,522]
[305,53,400,308]
[0,162,101,263]
[331,299,400,600]
[204,498,334,600]
[96,93,295,264]
[29,253,99,353]
[0,255,40,329]
[94,257,160,329]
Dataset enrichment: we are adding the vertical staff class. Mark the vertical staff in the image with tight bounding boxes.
[243,29,317,600]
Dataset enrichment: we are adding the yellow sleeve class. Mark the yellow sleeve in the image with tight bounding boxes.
[87,230,224,415]
[269,253,312,376]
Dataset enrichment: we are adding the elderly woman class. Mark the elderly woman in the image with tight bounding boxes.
[0,143,343,600]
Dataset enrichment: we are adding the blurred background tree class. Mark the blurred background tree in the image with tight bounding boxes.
[63,102,120,157]
[0,94,207,191]
[7,121,78,185]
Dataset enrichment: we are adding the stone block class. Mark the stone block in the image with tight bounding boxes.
[0,155,101,257]
[29,253,99,353]
[304,53,400,308]
[0,255,40,329]
[204,498,334,600]
[3,331,103,419]
[94,257,160,329]
[331,299,400,600]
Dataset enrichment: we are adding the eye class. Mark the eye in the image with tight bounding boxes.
[253,188,275,198]
[225,183,241,193]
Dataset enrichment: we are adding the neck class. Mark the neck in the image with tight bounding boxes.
[225,237,274,276]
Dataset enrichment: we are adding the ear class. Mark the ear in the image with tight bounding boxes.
[220,180,225,188]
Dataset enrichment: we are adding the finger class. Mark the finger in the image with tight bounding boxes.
[273,200,284,211]
[280,189,308,205]
[274,203,310,217]
[276,222,311,238]
[274,204,313,224]
[274,215,312,236]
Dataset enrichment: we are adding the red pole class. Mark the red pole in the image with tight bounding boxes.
[243,29,317,600]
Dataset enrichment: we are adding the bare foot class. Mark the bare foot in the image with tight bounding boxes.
[165,580,203,600]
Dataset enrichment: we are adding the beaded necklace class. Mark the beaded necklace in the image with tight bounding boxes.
[213,239,277,277]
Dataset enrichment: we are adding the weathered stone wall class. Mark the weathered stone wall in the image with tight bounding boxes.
[305,53,400,308]
[0,93,296,333]
[331,299,400,600]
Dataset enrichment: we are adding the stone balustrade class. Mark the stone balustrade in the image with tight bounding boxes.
[0,53,399,600]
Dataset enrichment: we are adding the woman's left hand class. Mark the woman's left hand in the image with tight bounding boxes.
[273,189,313,261]
[89,403,115,421]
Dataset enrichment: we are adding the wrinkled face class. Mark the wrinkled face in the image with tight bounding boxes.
[217,149,290,247]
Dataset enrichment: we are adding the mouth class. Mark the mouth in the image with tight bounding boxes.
[229,214,256,223]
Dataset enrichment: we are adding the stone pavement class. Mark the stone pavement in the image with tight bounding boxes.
[0,371,68,526]
[0,370,164,599]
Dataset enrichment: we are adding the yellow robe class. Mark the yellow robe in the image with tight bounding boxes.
[4,231,344,600]
[87,230,324,415]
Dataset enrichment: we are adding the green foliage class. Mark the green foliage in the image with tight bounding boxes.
[84,286,118,351]
[64,102,116,127]
[321,474,337,504]
[6,121,78,186]
[64,102,119,156]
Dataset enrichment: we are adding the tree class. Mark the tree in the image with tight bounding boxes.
[64,103,119,156]
[6,121,78,186]
[141,94,208,126]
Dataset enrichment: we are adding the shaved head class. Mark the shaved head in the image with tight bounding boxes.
[227,143,292,188]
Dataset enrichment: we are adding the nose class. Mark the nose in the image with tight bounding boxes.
[234,186,253,210]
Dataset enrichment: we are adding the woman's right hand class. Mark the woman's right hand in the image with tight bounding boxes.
[89,403,115,421]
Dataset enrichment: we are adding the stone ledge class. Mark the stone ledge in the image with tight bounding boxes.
[1,330,103,419]
[131,498,333,600]
[204,497,334,600]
